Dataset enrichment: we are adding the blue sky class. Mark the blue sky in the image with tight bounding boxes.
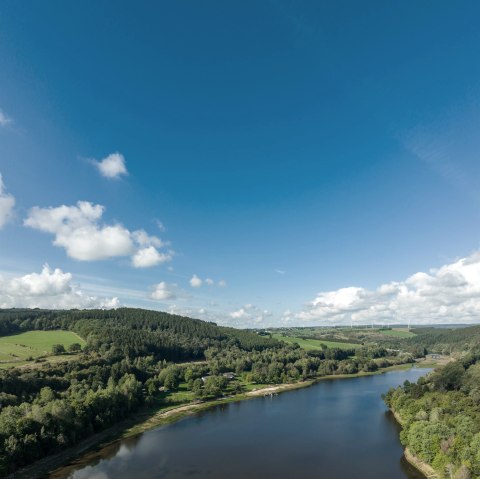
[1,1,480,326]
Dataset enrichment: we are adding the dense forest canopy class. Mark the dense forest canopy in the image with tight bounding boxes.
[385,353,480,478]
[399,326,480,354]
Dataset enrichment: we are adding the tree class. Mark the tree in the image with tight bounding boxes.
[68,343,82,353]
[203,376,228,398]
[163,372,175,390]
[433,362,465,391]
[192,378,203,397]
[51,344,66,355]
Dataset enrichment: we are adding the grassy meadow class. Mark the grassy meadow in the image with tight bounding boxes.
[271,333,358,350]
[0,330,85,368]
[378,328,416,338]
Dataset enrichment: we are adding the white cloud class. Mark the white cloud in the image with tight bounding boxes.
[190,274,203,288]
[228,304,272,326]
[24,200,171,266]
[0,109,12,127]
[275,269,286,275]
[187,275,226,288]
[93,152,128,179]
[229,308,248,319]
[292,251,480,326]
[0,174,15,228]
[166,303,223,323]
[132,230,163,248]
[0,265,119,309]
[150,281,176,301]
[132,246,171,268]
[25,202,133,260]
[163,301,270,328]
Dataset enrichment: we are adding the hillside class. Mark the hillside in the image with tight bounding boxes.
[384,352,480,478]
[400,326,480,354]
[0,308,278,364]
[269,324,480,357]
[0,308,416,476]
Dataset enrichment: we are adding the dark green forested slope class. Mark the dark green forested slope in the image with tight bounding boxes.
[393,326,480,355]
[384,353,480,478]
[0,308,278,360]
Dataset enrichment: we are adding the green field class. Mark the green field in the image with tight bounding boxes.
[379,328,416,338]
[272,334,358,350]
[0,330,85,367]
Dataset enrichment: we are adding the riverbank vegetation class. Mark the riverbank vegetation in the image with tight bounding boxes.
[384,353,480,478]
[0,307,418,476]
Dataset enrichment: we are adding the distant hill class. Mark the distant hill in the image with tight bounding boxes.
[405,325,480,353]
[0,308,279,362]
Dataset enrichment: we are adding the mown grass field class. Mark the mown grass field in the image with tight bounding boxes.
[0,330,86,368]
[379,328,416,338]
[272,334,358,350]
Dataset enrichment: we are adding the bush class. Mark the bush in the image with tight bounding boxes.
[67,343,82,353]
[51,344,66,355]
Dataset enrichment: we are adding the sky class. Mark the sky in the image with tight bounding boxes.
[1,1,480,327]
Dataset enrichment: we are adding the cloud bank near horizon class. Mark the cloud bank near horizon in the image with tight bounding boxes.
[2,252,480,328]
[283,250,480,327]
[0,265,119,310]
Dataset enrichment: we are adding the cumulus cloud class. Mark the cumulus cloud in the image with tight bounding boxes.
[0,109,12,127]
[132,230,163,248]
[0,174,15,228]
[24,201,171,267]
[229,304,272,326]
[166,303,224,324]
[188,275,226,288]
[190,274,227,288]
[229,308,248,319]
[163,301,269,328]
[0,265,119,309]
[132,246,172,268]
[93,152,128,179]
[291,251,480,326]
[150,281,176,301]
[189,274,203,288]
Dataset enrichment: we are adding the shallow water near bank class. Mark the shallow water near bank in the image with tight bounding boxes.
[47,368,429,479]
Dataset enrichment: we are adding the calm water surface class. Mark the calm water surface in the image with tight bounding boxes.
[48,368,430,479]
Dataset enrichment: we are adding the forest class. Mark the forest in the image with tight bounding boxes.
[384,352,480,478]
[0,308,412,475]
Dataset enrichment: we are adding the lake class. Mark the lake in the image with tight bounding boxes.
[47,368,429,479]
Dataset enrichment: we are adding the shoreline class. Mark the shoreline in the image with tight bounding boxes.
[9,362,426,479]
[390,410,438,479]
